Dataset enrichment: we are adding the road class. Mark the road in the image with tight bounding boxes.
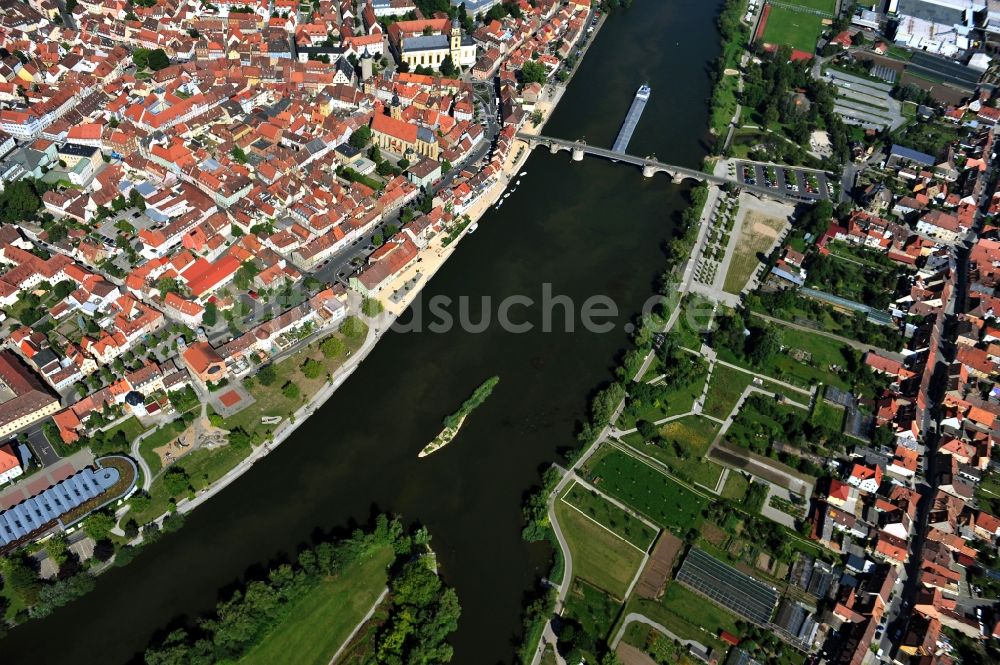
[609,612,710,653]
[522,134,824,204]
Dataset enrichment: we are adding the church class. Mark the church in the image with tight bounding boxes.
[388,18,478,71]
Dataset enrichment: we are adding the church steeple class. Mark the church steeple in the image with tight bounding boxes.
[449,18,462,62]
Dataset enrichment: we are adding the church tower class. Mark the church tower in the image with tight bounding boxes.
[449,18,462,64]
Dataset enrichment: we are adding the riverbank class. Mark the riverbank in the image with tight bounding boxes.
[138,7,610,530]
[0,2,723,660]
[378,13,608,320]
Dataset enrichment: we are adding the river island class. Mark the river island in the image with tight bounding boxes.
[419,376,500,458]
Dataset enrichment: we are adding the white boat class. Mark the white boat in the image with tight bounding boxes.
[503,193,511,199]
[520,171,528,176]
[467,222,479,234]
[515,180,521,186]
[495,200,503,209]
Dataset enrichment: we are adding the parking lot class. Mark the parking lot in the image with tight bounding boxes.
[822,69,903,131]
[735,161,834,200]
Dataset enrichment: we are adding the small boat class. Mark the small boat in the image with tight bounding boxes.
[515,179,521,186]
[520,171,528,176]
[467,222,479,234]
[495,200,503,209]
[503,193,511,199]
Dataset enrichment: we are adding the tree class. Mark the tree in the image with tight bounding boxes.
[747,325,781,367]
[234,261,259,290]
[163,467,192,498]
[53,280,75,299]
[202,302,218,327]
[228,427,253,451]
[157,276,183,295]
[341,316,364,339]
[43,534,69,567]
[257,364,277,386]
[320,335,344,358]
[92,539,115,562]
[129,188,146,210]
[636,419,659,443]
[132,47,150,70]
[230,146,248,163]
[282,382,300,400]
[349,125,372,148]
[361,296,383,317]
[486,3,507,21]
[301,358,323,379]
[0,180,42,223]
[148,48,170,71]
[439,54,456,77]
[590,382,626,427]
[520,60,547,85]
[83,510,116,541]
[123,518,140,540]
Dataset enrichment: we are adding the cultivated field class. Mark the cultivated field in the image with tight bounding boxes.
[554,499,646,598]
[562,481,659,551]
[585,447,708,532]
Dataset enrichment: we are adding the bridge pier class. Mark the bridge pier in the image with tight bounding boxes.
[549,143,560,155]
[671,172,685,185]
[642,164,656,178]
[571,146,584,161]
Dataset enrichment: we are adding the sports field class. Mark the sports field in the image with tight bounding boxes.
[776,0,835,12]
[759,4,827,54]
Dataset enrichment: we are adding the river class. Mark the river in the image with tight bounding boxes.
[0,2,722,663]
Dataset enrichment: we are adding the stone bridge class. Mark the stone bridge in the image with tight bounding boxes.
[516,133,823,204]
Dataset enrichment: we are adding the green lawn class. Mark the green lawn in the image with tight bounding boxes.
[554,500,645,598]
[620,422,724,490]
[775,326,852,388]
[563,579,623,646]
[222,324,367,433]
[137,420,188,477]
[627,582,742,655]
[239,545,394,665]
[703,365,753,419]
[585,447,708,532]
[812,398,845,432]
[562,481,658,550]
[618,366,708,430]
[721,471,750,501]
[760,5,825,53]
[673,294,714,349]
[133,441,254,523]
[785,0,836,12]
[716,323,850,391]
[658,416,720,457]
[102,416,149,445]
